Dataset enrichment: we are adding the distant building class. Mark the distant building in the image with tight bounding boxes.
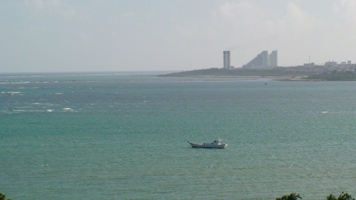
[303,62,315,67]
[325,61,337,68]
[269,50,278,68]
[243,50,278,69]
[324,60,356,71]
[223,51,232,69]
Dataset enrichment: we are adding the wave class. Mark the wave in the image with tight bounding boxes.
[1,107,77,114]
[62,108,73,112]
[321,110,356,114]
[0,81,31,85]
[1,92,24,96]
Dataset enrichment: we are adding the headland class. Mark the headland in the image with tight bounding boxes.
[159,66,356,81]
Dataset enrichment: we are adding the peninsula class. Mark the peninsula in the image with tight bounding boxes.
[159,67,307,79]
[159,66,356,81]
[160,50,356,81]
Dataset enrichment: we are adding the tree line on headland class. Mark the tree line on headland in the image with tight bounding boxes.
[307,70,356,81]
[159,67,311,77]
[159,67,356,81]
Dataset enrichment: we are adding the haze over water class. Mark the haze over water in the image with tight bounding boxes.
[1,72,356,199]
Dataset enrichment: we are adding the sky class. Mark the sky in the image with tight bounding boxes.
[1,0,356,73]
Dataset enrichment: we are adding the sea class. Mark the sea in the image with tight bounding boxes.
[1,72,356,200]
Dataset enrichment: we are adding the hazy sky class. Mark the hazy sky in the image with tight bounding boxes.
[1,0,356,72]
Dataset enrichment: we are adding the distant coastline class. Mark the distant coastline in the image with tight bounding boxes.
[159,67,356,81]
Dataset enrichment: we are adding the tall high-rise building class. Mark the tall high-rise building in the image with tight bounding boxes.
[243,50,278,69]
[268,50,278,68]
[223,51,230,69]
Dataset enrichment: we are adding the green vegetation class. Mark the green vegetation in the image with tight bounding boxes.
[326,192,355,200]
[0,193,10,200]
[159,67,310,77]
[307,71,356,81]
[276,193,302,200]
[276,192,355,200]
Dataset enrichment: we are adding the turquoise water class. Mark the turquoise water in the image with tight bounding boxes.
[1,73,356,199]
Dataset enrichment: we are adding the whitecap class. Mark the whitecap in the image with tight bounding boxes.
[62,108,73,112]
[12,109,26,112]
[7,92,23,96]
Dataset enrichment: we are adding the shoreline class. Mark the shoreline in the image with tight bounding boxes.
[160,75,312,81]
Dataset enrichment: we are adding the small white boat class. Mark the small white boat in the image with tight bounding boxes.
[187,139,228,149]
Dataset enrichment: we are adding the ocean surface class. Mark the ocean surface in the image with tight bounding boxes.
[1,72,356,199]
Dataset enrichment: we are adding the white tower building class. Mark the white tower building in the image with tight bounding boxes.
[223,51,231,69]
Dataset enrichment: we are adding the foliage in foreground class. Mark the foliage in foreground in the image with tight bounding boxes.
[326,192,355,200]
[276,193,302,200]
[0,193,10,200]
[276,192,355,200]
